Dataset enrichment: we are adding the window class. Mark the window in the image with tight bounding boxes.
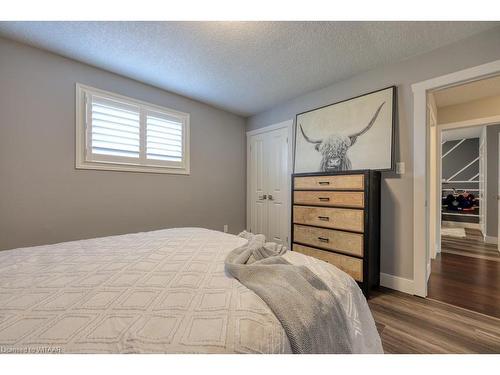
[76,84,190,174]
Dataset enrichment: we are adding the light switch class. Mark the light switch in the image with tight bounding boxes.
[396,162,405,175]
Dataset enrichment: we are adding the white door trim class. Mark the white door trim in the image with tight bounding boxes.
[246,120,294,246]
[498,132,500,252]
[412,59,500,297]
[439,116,500,131]
[436,118,498,256]
[246,120,293,137]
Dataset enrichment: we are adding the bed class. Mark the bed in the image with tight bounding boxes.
[0,228,382,353]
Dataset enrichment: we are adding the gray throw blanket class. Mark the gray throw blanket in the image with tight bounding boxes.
[225,232,353,354]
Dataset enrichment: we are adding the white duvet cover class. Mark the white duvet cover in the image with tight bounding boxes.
[0,228,382,353]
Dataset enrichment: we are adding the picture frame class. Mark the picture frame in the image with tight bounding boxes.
[293,86,396,173]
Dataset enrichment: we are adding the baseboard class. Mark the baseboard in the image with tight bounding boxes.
[380,273,415,295]
[485,236,498,245]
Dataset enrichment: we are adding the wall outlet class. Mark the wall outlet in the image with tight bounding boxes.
[396,162,405,175]
[223,225,228,233]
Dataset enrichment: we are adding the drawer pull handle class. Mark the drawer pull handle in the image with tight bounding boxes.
[318,216,330,221]
[318,237,329,243]
[318,197,330,201]
[318,181,330,185]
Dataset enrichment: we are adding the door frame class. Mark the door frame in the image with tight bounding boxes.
[436,118,499,255]
[498,132,500,252]
[246,120,294,246]
[412,59,500,297]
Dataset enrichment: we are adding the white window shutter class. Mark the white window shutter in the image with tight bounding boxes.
[146,112,183,163]
[76,84,190,174]
[90,95,141,158]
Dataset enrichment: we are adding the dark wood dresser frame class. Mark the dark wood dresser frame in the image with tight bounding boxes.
[291,170,381,297]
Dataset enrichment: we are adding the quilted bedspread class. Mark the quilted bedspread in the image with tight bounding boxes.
[0,228,382,353]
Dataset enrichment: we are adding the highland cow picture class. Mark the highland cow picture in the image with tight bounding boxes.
[294,86,396,173]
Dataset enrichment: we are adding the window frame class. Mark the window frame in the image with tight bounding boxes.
[76,83,190,175]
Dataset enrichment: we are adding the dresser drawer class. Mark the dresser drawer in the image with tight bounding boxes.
[294,191,364,208]
[294,174,364,191]
[293,205,364,233]
[293,224,364,257]
[293,244,363,282]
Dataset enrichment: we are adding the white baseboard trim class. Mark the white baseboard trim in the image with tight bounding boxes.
[380,273,415,295]
[485,236,498,245]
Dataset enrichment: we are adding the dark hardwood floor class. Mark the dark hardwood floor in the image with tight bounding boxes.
[368,229,500,353]
[427,229,500,318]
[369,288,500,353]
[441,228,500,261]
[428,252,500,319]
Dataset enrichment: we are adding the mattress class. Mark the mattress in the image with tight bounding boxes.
[0,228,381,353]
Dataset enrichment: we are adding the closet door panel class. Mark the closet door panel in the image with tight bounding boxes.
[249,134,268,236]
[266,127,289,245]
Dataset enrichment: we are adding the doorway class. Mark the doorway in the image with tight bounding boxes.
[412,60,500,297]
[246,120,293,246]
[425,76,500,318]
[440,126,483,252]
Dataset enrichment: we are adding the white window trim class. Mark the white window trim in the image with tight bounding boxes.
[75,83,190,175]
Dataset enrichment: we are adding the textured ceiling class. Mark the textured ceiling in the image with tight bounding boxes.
[0,22,498,116]
[434,74,500,108]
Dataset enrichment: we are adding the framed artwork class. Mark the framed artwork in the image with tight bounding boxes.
[294,86,396,173]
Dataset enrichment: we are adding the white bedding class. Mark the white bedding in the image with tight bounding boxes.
[0,228,382,353]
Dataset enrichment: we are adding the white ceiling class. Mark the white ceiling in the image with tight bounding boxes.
[434,74,500,108]
[0,22,498,116]
[442,126,484,141]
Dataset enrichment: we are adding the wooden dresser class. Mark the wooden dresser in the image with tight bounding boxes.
[291,170,381,296]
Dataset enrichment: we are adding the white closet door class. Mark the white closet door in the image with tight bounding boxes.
[248,124,290,245]
[265,127,289,245]
[249,133,268,237]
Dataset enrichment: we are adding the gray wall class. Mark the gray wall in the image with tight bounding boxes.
[0,37,247,251]
[441,138,479,191]
[486,124,500,238]
[247,27,500,279]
